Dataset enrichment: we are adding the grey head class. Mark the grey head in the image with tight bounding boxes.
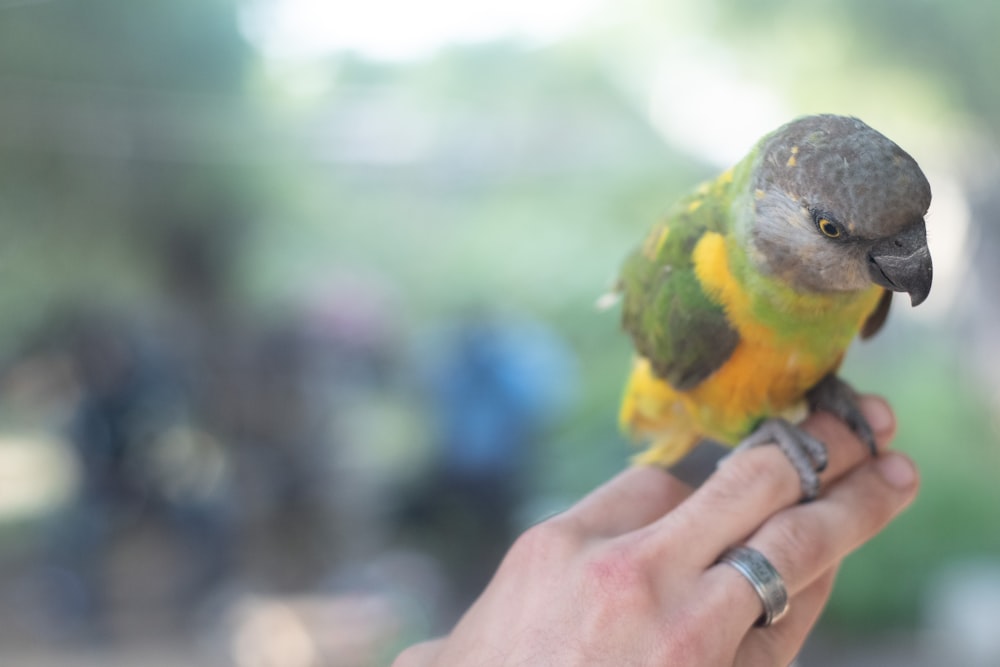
[749,114,933,306]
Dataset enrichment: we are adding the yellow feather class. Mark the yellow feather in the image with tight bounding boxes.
[621,231,883,466]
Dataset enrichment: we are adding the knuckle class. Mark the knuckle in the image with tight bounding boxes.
[504,515,582,571]
[392,643,432,667]
[833,483,894,540]
[730,448,788,489]
[713,449,791,504]
[581,542,645,595]
[767,515,827,571]
[577,540,658,618]
[658,608,713,664]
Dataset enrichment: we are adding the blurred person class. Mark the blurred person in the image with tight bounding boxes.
[399,313,575,621]
[394,396,918,666]
[215,277,405,590]
[33,309,232,640]
[218,319,347,588]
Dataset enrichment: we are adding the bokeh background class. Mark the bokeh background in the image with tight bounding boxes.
[1,1,999,665]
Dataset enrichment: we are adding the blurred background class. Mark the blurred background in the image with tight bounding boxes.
[0,0,999,665]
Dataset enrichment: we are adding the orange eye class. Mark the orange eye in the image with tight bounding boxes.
[819,218,841,238]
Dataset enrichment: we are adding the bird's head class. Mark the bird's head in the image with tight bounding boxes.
[748,114,933,306]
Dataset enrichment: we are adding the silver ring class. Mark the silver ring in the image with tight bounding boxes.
[717,546,789,627]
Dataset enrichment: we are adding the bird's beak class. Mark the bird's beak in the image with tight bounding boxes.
[867,221,933,306]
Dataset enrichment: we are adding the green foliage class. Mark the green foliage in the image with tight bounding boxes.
[0,0,256,351]
[0,0,252,92]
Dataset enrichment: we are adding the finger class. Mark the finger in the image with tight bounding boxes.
[645,395,896,568]
[734,566,839,667]
[393,639,444,667]
[746,451,917,596]
[562,465,693,537]
[707,451,918,629]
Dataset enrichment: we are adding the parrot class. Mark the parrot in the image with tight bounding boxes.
[616,114,933,498]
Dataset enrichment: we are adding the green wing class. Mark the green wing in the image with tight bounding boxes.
[620,190,740,391]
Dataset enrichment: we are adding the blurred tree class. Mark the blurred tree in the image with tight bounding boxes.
[0,0,249,92]
[0,0,257,349]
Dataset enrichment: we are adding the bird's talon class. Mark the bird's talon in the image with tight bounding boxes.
[800,474,821,502]
[808,374,878,457]
[734,418,828,502]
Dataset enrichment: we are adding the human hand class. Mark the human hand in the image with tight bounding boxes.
[395,396,918,666]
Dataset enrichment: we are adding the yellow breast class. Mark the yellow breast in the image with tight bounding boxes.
[623,231,882,465]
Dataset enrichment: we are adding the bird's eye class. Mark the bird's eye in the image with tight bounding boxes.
[818,218,841,238]
[809,207,846,240]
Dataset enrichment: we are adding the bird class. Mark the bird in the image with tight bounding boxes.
[616,114,933,498]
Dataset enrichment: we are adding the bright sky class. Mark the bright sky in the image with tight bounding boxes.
[241,0,605,62]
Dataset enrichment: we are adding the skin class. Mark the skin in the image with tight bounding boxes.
[394,396,918,666]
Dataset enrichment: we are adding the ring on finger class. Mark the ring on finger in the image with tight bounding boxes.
[717,545,790,627]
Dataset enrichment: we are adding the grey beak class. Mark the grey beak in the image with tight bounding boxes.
[867,221,933,307]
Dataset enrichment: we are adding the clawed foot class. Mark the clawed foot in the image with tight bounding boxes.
[726,375,876,501]
[807,373,877,456]
[731,418,828,500]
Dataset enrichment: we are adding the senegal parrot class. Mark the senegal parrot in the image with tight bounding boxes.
[617,114,932,498]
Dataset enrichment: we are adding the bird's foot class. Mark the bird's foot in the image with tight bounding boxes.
[807,373,877,457]
[729,418,828,500]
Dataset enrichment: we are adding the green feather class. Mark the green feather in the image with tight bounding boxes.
[619,159,753,389]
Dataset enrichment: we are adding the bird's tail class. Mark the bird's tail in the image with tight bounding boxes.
[620,357,701,466]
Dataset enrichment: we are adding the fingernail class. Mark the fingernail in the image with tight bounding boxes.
[861,396,895,436]
[876,453,917,489]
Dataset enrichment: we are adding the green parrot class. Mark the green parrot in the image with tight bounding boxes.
[617,114,932,497]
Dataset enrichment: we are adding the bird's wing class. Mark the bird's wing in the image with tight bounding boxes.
[859,288,892,340]
[619,196,739,391]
